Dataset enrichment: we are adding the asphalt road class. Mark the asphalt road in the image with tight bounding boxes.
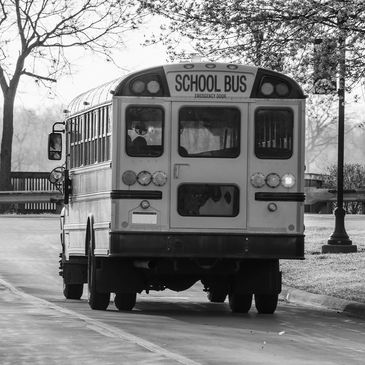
[0,215,364,364]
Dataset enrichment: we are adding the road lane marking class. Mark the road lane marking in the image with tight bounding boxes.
[0,278,201,365]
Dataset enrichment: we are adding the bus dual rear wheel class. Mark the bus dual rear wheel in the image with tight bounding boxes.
[63,283,83,300]
[228,293,252,313]
[87,232,110,310]
[228,293,278,314]
[207,291,227,303]
[254,293,278,314]
[114,292,137,311]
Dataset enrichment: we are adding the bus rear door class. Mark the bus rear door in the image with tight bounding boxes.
[170,102,248,230]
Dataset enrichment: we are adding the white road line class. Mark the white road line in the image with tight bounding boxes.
[0,278,201,365]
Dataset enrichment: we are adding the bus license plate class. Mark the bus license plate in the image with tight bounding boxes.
[132,212,157,224]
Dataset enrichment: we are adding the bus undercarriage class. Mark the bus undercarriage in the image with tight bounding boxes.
[60,231,304,314]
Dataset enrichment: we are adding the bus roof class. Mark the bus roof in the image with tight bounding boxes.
[66,63,305,115]
[66,77,124,115]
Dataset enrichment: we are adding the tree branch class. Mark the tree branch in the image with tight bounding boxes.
[0,64,9,93]
[22,70,57,83]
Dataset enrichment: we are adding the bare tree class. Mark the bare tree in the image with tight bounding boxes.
[10,105,61,171]
[0,0,146,190]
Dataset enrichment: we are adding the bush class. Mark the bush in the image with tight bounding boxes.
[322,163,365,214]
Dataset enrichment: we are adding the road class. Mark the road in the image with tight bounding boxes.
[0,215,364,364]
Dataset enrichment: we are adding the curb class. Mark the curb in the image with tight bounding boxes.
[280,285,365,319]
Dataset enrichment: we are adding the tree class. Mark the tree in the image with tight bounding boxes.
[0,0,146,191]
[323,163,365,213]
[144,0,365,173]
[10,105,62,171]
[144,0,365,88]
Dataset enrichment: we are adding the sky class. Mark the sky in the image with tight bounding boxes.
[15,29,170,111]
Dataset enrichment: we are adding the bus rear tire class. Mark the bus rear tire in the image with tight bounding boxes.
[228,293,252,313]
[114,292,137,311]
[63,283,83,300]
[207,291,227,303]
[254,293,278,314]
[87,228,110,311]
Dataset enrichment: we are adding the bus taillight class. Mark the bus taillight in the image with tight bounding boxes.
[122,170,137,186]
[250,172,297,189]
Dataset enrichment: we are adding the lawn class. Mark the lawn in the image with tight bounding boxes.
[281,214,365,303]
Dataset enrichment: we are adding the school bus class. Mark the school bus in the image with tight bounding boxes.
[48,62,305,314]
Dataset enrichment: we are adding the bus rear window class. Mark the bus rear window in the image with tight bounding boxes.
[179,107,240,158]
[178,184,239,217]
[255,108,293,159]
[126,106,164,157]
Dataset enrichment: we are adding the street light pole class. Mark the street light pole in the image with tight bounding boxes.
[322,11,357,254]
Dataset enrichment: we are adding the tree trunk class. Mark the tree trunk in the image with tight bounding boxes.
[0,90,16,191]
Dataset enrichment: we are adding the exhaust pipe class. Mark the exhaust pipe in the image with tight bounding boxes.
[133,260,156,270]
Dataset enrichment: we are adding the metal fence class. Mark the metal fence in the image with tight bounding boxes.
[9,171,62,214]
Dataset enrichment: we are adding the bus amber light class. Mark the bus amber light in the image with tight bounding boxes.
[131,79,146,94]
[147,80,161,94]
[281,173,296,188]
[260,82,274,96]
[122,170,137,186]
[250,172,266,188]
[276,83,290,96]
[265,173,281,188]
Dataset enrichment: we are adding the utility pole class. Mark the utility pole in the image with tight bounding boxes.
[322,8,357,254]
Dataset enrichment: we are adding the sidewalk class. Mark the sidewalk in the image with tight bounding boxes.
[281,285,365,319]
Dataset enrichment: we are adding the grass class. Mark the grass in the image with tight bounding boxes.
[281,214,365,303]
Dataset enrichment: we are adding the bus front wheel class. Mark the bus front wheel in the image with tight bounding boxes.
[254,293,278,314]
[87,229,110,310]
[114,292,137,311]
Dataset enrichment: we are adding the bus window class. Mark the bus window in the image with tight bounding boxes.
[126,106,164,157]
[178,184,239,217]
[178,107,240,158]
[255,108,293,159]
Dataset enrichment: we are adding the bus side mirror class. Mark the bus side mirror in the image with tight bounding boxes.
[48,132,62,160]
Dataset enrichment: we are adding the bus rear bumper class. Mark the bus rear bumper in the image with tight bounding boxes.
[109,232,304,259]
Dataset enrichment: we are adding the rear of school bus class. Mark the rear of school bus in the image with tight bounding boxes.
[97,63,305,314]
